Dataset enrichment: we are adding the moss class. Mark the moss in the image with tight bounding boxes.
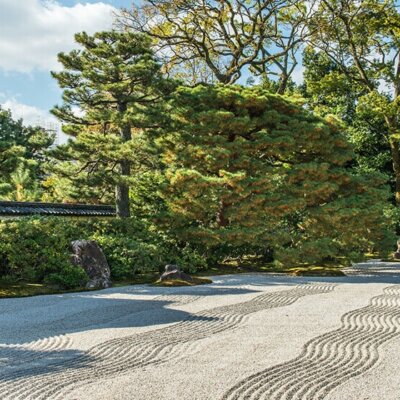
[0,281,92,298]
[288,267,346,277]
[376,258,400,262]
[0,261,348,298]
[152,277,213,287]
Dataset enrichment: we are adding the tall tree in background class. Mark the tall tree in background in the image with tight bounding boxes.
[307,0,400,204]
[300,48,392,179]
[0,106,54,200]
[120,0,315,93]
[50,31,174,217]
[159,85,392,264]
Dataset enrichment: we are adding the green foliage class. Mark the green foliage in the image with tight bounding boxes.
[306,0,400,204]
[0,106,54,201]
[0,218,85,282]
[301,48,392,180]
[49,30,175,216]
[0,217,207,287]
[158,84,394,265]
[45,266,88,290]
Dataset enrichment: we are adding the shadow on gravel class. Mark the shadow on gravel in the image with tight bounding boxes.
[0,346,93,379]
[0,293,228,346]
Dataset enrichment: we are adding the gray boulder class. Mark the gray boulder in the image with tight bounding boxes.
[394,239,400,259]
[160,264,193,282]
[70,240,111,289]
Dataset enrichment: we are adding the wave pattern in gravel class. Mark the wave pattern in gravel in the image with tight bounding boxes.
[0,293,200,372]
[0,283,335,400]
[222,285,400,400]
[0,335,73,368]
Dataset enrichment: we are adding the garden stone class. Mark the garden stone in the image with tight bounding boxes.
[160,264,193,282]
[394,239,400,259]
[70,240,112,289]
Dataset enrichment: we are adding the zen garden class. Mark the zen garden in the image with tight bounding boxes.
[1,0,400,399]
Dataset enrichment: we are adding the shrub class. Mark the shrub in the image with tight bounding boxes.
[45,265,89,289]
[158,84,395,265]
[0,217,84,282]
[0,216,208,287]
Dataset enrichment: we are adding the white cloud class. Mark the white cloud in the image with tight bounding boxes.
[2,97,56,126]
[291,65,305,85]
[1,97,68,143]
[0,0,116,73]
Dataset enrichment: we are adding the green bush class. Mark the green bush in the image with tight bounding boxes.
[0,216,208,288]
[45,265,89,289]
[0,218,84,282]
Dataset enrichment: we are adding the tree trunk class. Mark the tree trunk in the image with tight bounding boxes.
[115,102,131,218]
[115,159,131,218]
[384,114,400,206]
[276,73,288,95]
[389,139,400,206]
[216,200,228,227]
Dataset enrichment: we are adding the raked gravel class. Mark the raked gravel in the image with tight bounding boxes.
[1,261,400,400]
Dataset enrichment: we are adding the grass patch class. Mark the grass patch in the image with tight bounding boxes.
[152,277,212,287]
[374,257,400,262]
[363,252,400,262]
[112,272,160,287]
[0,259,347,298]
[287,266,346,277]
[203,257,346,277]
[0,281,92,298]
[0,273,212,298]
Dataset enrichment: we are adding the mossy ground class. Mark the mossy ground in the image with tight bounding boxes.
[288,266,346,277]
[0,261,349,298]
[364,252,400,262]
[0,281,92,298]
[152,277,213,287]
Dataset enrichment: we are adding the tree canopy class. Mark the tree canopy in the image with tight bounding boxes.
[0,106,54,201]
[120,0,313,92]
[306,0,400,204]
[157,85,392,264]
[50,30,175,216]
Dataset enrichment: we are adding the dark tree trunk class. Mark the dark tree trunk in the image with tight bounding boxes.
[216,200,228,227]
[389,139,400,206]
[276,73,288,95]
[115,102,131,218]
[115,160,131,218]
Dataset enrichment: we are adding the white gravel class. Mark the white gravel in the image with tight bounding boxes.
[0,261,400,400]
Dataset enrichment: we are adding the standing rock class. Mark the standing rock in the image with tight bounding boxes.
[70,240,112,289]
[160,264,193,282]
[394,239,400,259]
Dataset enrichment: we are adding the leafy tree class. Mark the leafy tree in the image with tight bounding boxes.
[300,48,392,179]
[0,106,54,200]
[158,85,392,265]
[50,31,174,217]
[307,0,400,204]
[120,0,314,92]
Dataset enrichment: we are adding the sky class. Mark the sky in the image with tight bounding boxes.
[0,0,305,143]
[0,0,133,141]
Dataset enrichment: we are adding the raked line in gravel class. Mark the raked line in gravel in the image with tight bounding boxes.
[0,283,335,400]
[222,284,400,400]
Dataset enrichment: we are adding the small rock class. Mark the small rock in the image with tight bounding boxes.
[70,240,112,289]
[394,239,400,259]
[160,264,193,282]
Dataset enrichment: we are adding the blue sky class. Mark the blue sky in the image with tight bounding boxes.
[0,0,133,140]
[0,0,304,142]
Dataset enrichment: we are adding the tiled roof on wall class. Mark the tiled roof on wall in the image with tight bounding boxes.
[0,201,115,217]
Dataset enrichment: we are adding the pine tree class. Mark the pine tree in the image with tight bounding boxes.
[159,85,393,265]
[50,31,173,217]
